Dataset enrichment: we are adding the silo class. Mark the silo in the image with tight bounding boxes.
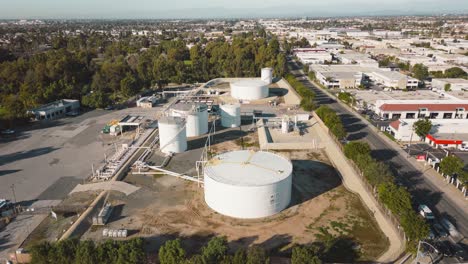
[230,80,269,100]
[204,150,293,219]
[220,104,241,128]
[172,104,208,137]
[158,116,187,154]
[261,67,273,84]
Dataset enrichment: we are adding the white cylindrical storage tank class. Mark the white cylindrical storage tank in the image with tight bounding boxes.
[261,67,273,84]
[220,104,241,128]
[230,80,269,100]
[158,116,187,154]
[204,150,293,219]
[172,104,208,137]
[281,118,289,134]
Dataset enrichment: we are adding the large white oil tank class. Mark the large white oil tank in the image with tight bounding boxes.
[171,104,208,137]
[230,79,269,100]
[220,104,241,128]
[261,67,273,84]
[204,150,293,219]
[158,116,187,154]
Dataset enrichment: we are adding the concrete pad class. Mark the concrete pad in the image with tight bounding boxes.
[70,181,140,196]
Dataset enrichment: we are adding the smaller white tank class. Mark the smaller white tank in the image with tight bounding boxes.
[220,104,241,128]
[261,67,273,84]
[172,104,208,137]
[158,116,187,154]
[281,118,289,134]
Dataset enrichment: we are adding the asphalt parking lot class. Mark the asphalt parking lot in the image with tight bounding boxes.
[0,108,156,203]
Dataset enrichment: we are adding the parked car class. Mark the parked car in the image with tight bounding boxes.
[427,227,437,240]
[418,204,435,220]
[440,217,460,238]
[1,129,15,135]
[434,240,454,257]
[454,243,467,261]
[433,223,448,237]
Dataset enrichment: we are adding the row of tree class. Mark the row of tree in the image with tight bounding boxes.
[159,236,327,264]
[343,141,430,251]
[284,74,316,111]
[315,106,347,139]
[29,238,146,264]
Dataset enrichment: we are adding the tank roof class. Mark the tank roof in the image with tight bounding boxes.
[231,79,268,87]
[172,103,208,112]
[158,116,185,125]
[205,150,292,187]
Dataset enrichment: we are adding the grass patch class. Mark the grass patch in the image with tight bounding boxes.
[382,131,396,142]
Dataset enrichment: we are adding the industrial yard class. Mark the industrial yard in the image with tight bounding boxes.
[4,69,391,262]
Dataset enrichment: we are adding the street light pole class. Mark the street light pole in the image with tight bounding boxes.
[415,240,438,264]
[10,184,17,204]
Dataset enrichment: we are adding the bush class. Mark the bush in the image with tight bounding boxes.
[315,105,347,139]
[285,73,317,111]
[30,238,145,264]
[159,239,186,264]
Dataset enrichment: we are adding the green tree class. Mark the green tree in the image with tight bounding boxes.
[412,64,429,81]
[444,83,451,91]
[246,246,269,264]
[120,72,140,97]
[74,240,96,264]
[201,236,228,264]
[291,245,322,264]
[400,211,430,252]
[444,67,467,78]
[337,92,354,105]
[439,155,464,176]
[344,141,371,161]
[30,241,54,264]
[159,239,186,264]
[231,249,247,264]
[377,182,412,216]
[412,119,432,140]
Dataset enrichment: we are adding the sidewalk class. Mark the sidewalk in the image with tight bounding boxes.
[308,77,468,212]
[310,118,404,263]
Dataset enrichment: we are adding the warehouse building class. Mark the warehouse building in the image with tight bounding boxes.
[375,100,468,120]
[310,65,418,89]
[28,99,80,121]
[293,48,332,64]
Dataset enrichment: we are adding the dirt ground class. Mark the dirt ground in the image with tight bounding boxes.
[83,148,388,261]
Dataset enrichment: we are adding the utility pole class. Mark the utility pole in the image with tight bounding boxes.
[407,126,414,158]
[10,184,17,205]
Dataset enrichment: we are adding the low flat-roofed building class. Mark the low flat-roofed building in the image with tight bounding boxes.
[316,71,363,89]
[375,99,468,120]
[336,52,379,68]
[293,48,332,64]
[310,64,417,89]
[28,99,80,121]
[432,78,468,91]
[136,95,159,108]
[370,71,419,89]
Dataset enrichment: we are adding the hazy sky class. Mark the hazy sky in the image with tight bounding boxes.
[0,0,467,19]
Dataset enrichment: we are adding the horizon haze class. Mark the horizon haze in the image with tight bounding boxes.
[0,0,467,19]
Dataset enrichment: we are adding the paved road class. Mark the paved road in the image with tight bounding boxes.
[288,61,468,242]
